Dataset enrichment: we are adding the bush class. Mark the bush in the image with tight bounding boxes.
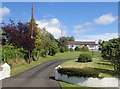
[49,47,57,56]
[40,49,46,57]
[69,48,74,52]
[81,46,89,51]
[58,67,99,78]
[60,47,65,53]
[32,50,40,61]
[2,44,25,62]
[64,45,69,52]
[75,46,80,51]
[78,53,92,62]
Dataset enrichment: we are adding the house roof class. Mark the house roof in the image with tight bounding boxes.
[68,41,97,45]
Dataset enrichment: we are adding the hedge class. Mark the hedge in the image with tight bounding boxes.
[58,67,99,78]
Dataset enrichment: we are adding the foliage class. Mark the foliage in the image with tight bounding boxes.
[35,28,52,57]
[101,38,120,74]
[49,42,58,56]
[75,46,80,51]
[60,47,65,53]
[81,46,89,51]
[1,19,38,63]
[58,67,99,78]
[59,36,75,46]
[64,45,69,52]
[2,44,25,63]
[78,53,92,62]
[69,48,74,52]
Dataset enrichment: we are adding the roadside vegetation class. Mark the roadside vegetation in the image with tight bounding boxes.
[1,18,75,70]
[11,51,80,75]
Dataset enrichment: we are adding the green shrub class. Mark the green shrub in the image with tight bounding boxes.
[32,50,40,61]
[2,44,25,62]
[60,47,65,53]
[64,45,69,52]
[58,67,99,78]
[78,53,92,62]
[40,49,46,57]
[69,48,74,52]
[81,46,89,51]
[49,47,57,56]
[75,46,80,51]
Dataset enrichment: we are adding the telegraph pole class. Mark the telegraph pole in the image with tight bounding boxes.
[30,4,34,38]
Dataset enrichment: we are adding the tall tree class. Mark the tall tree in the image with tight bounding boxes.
[101,38,120,74]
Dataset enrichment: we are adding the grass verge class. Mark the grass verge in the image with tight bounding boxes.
[11,51,89,75]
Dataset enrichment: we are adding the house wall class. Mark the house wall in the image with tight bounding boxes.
[68,45,99,51]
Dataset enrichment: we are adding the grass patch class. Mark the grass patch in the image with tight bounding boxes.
[61,52,117,77]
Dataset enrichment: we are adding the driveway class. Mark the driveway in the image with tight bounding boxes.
[2,58,74,89]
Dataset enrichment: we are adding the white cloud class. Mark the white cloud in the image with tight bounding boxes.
[94,13,117,25]
[73,13,117,34]
[0,7,10,16]
[73,22,92,34]
[0,7,10,22]
[75,33,118,41]
[36,18,67,39]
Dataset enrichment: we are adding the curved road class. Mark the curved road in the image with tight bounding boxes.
[2,58,74,88]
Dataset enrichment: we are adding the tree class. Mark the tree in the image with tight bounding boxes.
[35,28,52,57]
[101,38,120,74]
[75,46,80,51]
[1,19,38,63]
[49,42,58,56]
[68,36,75,41]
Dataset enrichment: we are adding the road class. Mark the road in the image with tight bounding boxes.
[1,58,74,89]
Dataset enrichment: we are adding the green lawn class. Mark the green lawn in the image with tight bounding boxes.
[59,52,118,89]
[60,53,117,77]
[11,51,85,75]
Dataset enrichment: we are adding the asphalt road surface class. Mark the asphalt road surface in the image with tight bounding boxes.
[1,58,74,89]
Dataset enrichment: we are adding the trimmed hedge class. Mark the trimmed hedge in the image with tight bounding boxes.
[78,53,92,62]
[58,67,99,78]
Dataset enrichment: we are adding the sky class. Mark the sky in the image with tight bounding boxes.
[1,2,118,41]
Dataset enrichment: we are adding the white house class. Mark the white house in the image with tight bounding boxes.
[67,41,99,51]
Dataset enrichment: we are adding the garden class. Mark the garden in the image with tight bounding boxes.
[57,38,120,88]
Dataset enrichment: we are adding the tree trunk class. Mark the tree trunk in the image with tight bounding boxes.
[28,51,32,63]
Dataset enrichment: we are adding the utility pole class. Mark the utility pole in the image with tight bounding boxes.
[60,29,63,46]
[30,4,34,38]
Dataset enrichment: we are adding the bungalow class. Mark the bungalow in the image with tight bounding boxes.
[67,41,99,51]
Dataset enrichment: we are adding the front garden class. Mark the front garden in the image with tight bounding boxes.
[60,57,117,78]
[58,48,119,88]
